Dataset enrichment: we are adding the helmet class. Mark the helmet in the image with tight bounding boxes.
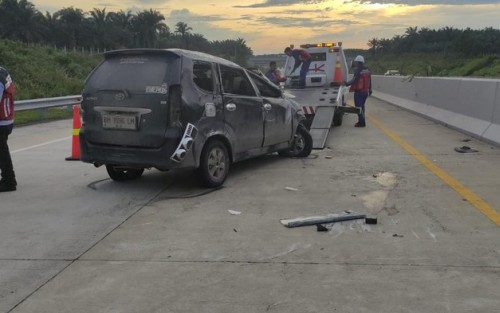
[354,55,365,63]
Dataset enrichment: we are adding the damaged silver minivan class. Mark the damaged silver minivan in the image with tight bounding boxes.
[80,49,312,187]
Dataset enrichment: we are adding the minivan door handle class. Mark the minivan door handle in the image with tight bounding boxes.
[226,103,237,111]
[263,103,272,111]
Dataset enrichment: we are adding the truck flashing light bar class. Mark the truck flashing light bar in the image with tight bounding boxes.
[300,42,336,48]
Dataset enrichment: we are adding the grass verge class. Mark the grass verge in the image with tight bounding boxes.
[15,107,73,126]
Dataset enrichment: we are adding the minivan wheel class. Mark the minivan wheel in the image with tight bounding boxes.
[279,124,313,158]
[198,140,229,188]
[106,165,144,181]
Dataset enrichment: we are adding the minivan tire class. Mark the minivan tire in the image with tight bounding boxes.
[106,165,144,181]
[279,124,313,158]
[198,140,230,188]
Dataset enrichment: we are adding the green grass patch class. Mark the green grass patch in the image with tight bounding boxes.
[15,107,73,126]
[1,39,102,100]
[363,52,500,78]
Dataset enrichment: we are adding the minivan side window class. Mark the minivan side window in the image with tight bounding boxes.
[219,65,256,97]
[193,62,214,92]
[248,71,282,98]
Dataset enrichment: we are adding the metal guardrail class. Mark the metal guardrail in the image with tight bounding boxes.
[15,95,82,112]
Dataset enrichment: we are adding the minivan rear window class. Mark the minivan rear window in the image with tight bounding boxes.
[86,55,172,91]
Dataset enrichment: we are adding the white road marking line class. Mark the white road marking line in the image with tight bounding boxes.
[12,136,71,154]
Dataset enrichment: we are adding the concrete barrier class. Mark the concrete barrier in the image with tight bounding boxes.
[372,75,500,146]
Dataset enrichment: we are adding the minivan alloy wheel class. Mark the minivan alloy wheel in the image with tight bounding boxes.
[278,124,312,158]
[198,140,230,187]
[208,148,227,179]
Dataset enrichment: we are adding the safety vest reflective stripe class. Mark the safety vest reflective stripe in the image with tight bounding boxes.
[2,98,11,119]
[2,99,8,117]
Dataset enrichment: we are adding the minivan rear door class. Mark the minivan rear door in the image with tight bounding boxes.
[82,50,181,148]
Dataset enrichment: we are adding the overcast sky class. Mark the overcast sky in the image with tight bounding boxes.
[31,0,500,54]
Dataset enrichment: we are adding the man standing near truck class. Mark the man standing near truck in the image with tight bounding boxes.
[0,66,16,192]
[343,55,372,127]
[284,47,312,88]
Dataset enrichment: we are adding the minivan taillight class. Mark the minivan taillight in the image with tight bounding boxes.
[168,85,182,127]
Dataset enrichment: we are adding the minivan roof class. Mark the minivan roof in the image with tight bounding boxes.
[104,48,240,68]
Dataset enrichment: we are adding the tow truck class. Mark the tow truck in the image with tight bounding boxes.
[283,42,360,149]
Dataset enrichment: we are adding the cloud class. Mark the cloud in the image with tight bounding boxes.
[169,8,231,22]
[131,0,171,4]
[345,0,500,5]
[234,0,326,8]
[94,2,120,7]
[256,16,358,28]
[166,8,260,42]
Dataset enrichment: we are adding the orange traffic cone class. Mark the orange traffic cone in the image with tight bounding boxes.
[65,105,81,161]
[332,53,343,86]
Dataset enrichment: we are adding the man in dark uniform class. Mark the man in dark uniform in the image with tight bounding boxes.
[0,66,16,192]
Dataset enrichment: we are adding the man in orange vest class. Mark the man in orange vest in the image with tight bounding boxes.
[343,55,372,127]
[0,66,16,192]
[284,47,312,88]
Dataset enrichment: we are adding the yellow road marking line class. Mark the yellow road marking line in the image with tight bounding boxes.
[368,114,500,226]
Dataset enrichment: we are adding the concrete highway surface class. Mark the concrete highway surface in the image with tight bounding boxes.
[1,97,499,313]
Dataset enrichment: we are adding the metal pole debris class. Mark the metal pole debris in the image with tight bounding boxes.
[280,213,366,228]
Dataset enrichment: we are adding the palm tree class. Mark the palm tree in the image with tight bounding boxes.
[188,33,209,52]
[391,34,404,53]
[367,38,379,56]
[175,22,192,49]
[209,38,253,66]
[108,10,134,48]
[53,7,86,49]
[131,9,166,48]
[402,26,419,52]
[0,0,46,42]
[41,11,57,44]
[88,8,109,50]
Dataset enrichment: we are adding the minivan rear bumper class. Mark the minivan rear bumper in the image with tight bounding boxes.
[79,128,197,170]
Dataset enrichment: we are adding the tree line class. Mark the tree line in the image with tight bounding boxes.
[0,0,253,65]
[368,26,500,56]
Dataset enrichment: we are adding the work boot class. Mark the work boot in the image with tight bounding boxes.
[0,177,17,192]
[355,122,366,127]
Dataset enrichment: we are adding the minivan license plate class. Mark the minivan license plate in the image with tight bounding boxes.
[102,114,137,130]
